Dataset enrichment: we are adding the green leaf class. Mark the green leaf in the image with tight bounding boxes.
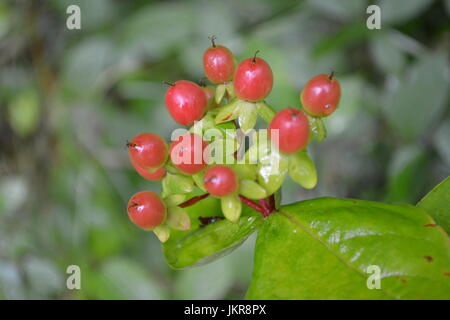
[417,176,450,234]
[383,52,449,140]
[247,198,450,299]
[163,196,261,269]
[288,151,317,189]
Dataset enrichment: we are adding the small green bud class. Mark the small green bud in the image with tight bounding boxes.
[239,180,268,200]
[166,206,191,230]
[288,151,317,189]
[221,194,242,223]
[153,225,170,243]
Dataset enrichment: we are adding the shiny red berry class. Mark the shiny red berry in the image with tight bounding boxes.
[268,108,310,154]
[300,72,341,117]
[204,165,238,197]
[233,51,273,102]
[203,36,236,84]
[170,133,209,174]
[128,133,168,169]
[127,191,166,230]
[165,80,208,126]
[131,159,166,181]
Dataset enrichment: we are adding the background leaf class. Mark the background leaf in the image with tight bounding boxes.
[247,198,450,299]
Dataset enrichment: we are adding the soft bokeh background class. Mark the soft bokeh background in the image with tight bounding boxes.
[0,0,449,299]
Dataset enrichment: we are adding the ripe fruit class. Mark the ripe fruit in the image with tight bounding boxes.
[128,133,168,169]
[233,51,273,102]
[300,72,341,117]
[204,165,238,197]
[203,36,236,84]
[170,133,209,174]
[127,191,166,230]
[268,108,310,154]
[131,159,166,181]
[165,80,208,126]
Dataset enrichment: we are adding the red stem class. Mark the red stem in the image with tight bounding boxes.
[179,193,210,208]
[239,195,266,215]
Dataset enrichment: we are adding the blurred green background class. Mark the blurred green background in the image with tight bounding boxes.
[0,0,449,299]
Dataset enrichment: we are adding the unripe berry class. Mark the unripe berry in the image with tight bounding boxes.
[300,73,341,117]
[170,133,209,174]
[131,159,166,181]
[203,37,236,84]
[128,133,168,169]
[268,108,309,154]
[127,191,166,230]
[204,165,238,197]
[165,80,208,126]
[233,51,273,102]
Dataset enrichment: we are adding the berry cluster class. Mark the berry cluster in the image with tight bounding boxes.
[126,37,341,242]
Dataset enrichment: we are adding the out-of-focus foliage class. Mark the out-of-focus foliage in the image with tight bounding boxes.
[0,0,449,299]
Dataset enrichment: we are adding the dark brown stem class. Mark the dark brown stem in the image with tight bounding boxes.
[209,35,217,47]
[239,195,266,215]
[163,81,175,87]
[252,50,260,63]
[328,70,335,80]
[126,140,136,148]
[179,193,210,208]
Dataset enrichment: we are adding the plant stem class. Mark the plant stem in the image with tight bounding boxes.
[239,195,267,216]
[179,193,210,208]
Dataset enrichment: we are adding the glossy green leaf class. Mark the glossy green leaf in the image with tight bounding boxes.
[163,196,261,269]
[417,176,450,234]
[247,198,450,299]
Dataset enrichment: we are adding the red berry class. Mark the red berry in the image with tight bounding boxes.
[128,133,168,169]
[204,165,238,197]
[165,80,208,126]
[268,108,309,154]
[127,191,166,230]
[131,159,166,181]
[300,73,341,117]
[203,39,236,84]
[170,133,209,174]
[233,52,273,102]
